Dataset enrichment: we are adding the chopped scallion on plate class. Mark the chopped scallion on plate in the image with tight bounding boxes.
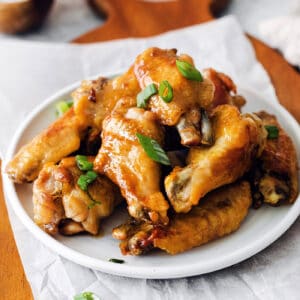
[159,80,173,103]
[265,125,279,139]
[109,258,125,264]
[76,155,94,171]
[137,83,158,108]
[77,171,98,191]
[136,133,170,165]
[55,100,73,117]
[176,60,203,81]
[73,291,100,300]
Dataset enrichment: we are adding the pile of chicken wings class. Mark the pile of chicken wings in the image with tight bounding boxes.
[6,48,298,255]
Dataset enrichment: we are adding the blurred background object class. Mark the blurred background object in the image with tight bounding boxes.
[258,0,300,67]
[222,0,300,67]
[0,0,54,33]
[0,0,298,66]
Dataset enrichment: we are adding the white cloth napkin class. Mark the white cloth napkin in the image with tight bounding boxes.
[259,0,300,67]
[1,16,300,300]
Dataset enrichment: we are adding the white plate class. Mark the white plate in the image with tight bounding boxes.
[3,77,300,279]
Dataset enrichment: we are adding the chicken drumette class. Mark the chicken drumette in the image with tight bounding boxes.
[165,105,267,213]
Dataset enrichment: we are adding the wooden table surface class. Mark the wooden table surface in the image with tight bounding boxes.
[1,0,299,299]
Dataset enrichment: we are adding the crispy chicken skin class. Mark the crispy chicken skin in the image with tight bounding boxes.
[6,49,245,183]
[250,111,298,206]
[94,97,169,225]
[33,157,122,235]
[165,105,266,213]
[7,69,140,184]
[72,67,140,134]
[134,47,214,146]
[203,68,246,111]
[113,181,251,255]
[6,108,84,183]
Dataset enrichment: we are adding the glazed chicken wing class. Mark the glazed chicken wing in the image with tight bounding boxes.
[203,68,246,111]
[113,181,251,255]
[134,47,214,146]
[94,97,169,225]
[6,108,84,183]
[33,156,122,235]
[165,105,266,213]
[6,68,140,183]
[249,111,298,206]
[72,67,140,134]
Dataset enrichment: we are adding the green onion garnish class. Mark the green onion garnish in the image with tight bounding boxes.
[87,199,101,209]
[77,171,98,191]
[137,83,158,108]
[136,133,170,165]
[76,155,94,171]
[265,125,279,139]
[109,258,125,264]
[176,60,203,81]
[76,159,100,208]
[159,80,173,103]
[74,291,99,300]
[55,100,73,117]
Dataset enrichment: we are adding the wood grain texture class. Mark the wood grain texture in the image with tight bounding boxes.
[1,0,299,298]
[0,163,33,300]
[249,36,300,122]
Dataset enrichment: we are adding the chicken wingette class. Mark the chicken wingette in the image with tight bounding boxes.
[165,105,267,213]
[33,156,122,235]
[6,68,140,183]
[94,97,169,225]
[249,111,298,206]
[113,181,251,255]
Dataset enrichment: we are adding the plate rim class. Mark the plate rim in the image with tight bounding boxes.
[3,75,300,279]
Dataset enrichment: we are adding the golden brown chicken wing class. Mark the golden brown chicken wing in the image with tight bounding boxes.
[203,68,246,111]
[113,181,251,255]
[6,68,140,184]
[6,108,84,183]
[134,47,214,146]
[33,156,122,235]
[72,67,140,134]
[249,111,298,206]
[165,105,266,213]
[94,97,169,225]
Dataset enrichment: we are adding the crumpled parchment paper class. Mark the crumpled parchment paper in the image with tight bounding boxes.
[0,16,299,300]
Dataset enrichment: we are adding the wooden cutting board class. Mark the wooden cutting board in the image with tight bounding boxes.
[1,0,299,299]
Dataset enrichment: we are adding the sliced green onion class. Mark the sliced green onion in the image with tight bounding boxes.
[55,100,73,117]
[87,197,101,209]
[264,125,279,139]
[109,258,125,264]
[136,133,170,165]
[137,83,158,108]
[176,60,203,81]
[159,80,173,103]
[77,171,98,191]
[74,291,99,300]
[76,155,93,171]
